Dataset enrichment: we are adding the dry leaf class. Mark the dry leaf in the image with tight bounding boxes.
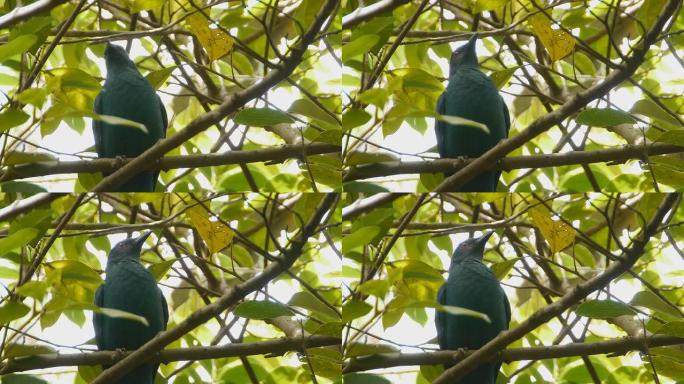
[187,13,234,61]
[529,13,575,62]
[529,205,575,254]
[187,205,234,254]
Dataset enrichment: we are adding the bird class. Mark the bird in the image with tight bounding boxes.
[435,33,510,191]
[94,231,168,383]
[93,42,167,192]
[435,231,510,383]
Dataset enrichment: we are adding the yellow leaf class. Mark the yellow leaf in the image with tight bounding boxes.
[529,205,575,254]
[187,205,234,254]
[186,13,234,61]
[528,13,575,62]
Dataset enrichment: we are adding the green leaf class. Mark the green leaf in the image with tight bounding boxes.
[3,343,57,359]
[288,98,338,126]
[346,342,399,358]
[92,306,149,326]
[148,259,176,281]
[0,109,30,132]
[343,226,381,253]
[0,228,39,255]
[343,373,392,384]
[631,99,681,128]
[0,302,30,324]
[474,0,507,12]
[3,151,58,166]
[655,130,684,147]
[357,88,389,107]
[489,67,518,89]
[630,290,682,318]
[342,108,371,130]
[491,258,519,280]
[346,151,398,166]
[0,35,38,59]
[436,304,491,323]
[357,280,389,298]
[342,35,380,63]
[233,300,293,320]
[145,66,176,89]
[437,114,490,134]
[342,300,372,322]
[576,300,635,319]
[655,321,684,337]
[288,291,340,320]
[15,88,48,108]
[15,281,49,301]
[343,181,390,193]
[576,108,636,127]
[47,260,103,286]
[91,113,148,133]
[233,108,294,127]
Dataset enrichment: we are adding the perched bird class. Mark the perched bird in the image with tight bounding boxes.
[93,43,167,191]
[435,232,510,383]
[94,232,168,383]
[435,34,510,191]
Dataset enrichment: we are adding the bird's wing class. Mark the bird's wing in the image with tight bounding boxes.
[152,95,168,191]
[160,287,169,329]
[157,95,168,137]
[435,93,448,158]
[94,284,105,350]
[494,95,511,190]
[503,289,511,329]
[501,95,510,137]
[436,284,447,349]
[93,92,104,157]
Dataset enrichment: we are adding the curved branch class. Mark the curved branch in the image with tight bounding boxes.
[0,335,341,375]
[344,335,684,373]
[0,143,340,182]
[0,0,67,29]
[342,0,410,29]
[91,0,339,192]
[343,143,684,182]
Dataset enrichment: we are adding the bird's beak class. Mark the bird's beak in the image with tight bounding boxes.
[466,33,478,52]
[134,231,153,248]
[477,231,494,246]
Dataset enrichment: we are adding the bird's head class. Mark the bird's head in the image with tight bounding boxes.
[107,231,152,263]
[451,231,493,263]
[104,43,136,70]
[449,33,479,75]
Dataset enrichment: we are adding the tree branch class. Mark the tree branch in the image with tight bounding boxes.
[342,0,410,29]
[344,335,684,373]
[90,193,338,383]
[434,0,681,192]
[0,335,340,375]
[91,0,338,192]
[0,143,340,182]
[434,193,680,383]
[344,143,684,182]
[0,0,67,29]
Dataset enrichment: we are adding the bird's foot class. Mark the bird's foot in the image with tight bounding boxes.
[114,155,127,167]
[455,347,468,358]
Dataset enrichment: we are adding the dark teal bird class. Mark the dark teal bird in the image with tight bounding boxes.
[435,34,510,191]
[93,43,167,192]
[435,232,510,383]
[94,232,168,383]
